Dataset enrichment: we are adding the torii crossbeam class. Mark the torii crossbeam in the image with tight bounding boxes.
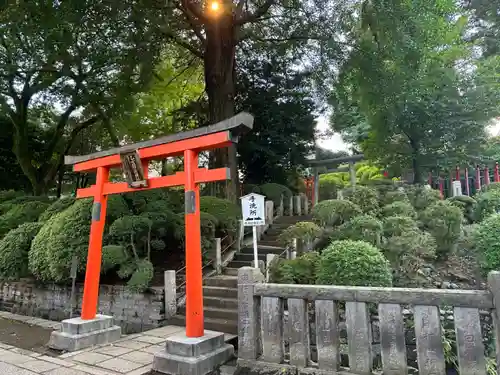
[65,112,253,338]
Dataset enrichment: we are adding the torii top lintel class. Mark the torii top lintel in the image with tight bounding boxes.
[65,112,254,172]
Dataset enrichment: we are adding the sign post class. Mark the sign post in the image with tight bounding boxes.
[241,193,266,268]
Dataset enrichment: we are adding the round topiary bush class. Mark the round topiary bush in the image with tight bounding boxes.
[473,214,500,273]
[38,197,76,222]
[421,200,463,258]
[316,240,392,286]
[334,215,383,246]
[406,185,442,212]
[381,201,416,219]
[312,199,362,227]
[0,201,49,237]
[343,186,379,214]
[382,215,419,238]
[278,222,322,247]
[0,222,43,280]
[260,183,293,214]
[473,190,500,222]
[447,196,477,224]
[318,174,344,201]
[199,196,241,232]
[269,252,320,284]
[380,189,409,206]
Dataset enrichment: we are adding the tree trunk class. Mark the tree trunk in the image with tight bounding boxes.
[409,138,423,184]
[204,17,239,202]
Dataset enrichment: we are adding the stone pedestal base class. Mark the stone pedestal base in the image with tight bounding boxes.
[48,314,121,352]
[153,330,234,375]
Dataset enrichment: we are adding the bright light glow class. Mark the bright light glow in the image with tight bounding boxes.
[210,1,219,11]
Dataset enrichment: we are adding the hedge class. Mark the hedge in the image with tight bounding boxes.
[0,201,49,237]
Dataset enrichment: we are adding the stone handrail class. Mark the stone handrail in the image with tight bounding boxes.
[237,267,500,375]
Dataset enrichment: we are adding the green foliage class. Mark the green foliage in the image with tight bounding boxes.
[381,189,409,206]
[0,190,23,204]
[479,182,500,194]
[447,196,477,224]
[421,201,463,258]
[316,240,392,287]
[406,186,442,212]
[382,216,419,237]
[260,183,293,213]
[123,190,169,214]
[269,252,320,284]
[127,259,154,293]
[334,215,383,246]
[106,195,132,222]
[343,185,379,214]
[29,199,93,282]
[199,196,241,232]
[318,174,344,201]
[473,214,500,274]
[381,201,416,219]
[278,222,322,247]
[242,184,261,195]
[101,245,127,273]
[0,201,49,237]
[312,199,362,227]
[0,222,43,280]
[474,190,500,222]
[38,197,76,222]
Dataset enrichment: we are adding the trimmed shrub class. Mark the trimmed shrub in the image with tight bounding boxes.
[421,201,463,258]
[334,215,383,246]
[474,190,500,222]
[312,199,362,227]
[318,174,344,201]
[278,222,322,247]
[260,183,293,214]
[242,184,261,195]
[0,222,43,279]
[38,197,76,222]
[381,189,410,206]
[200,196,241,232]
[269,252,320,284]
[29,199,93,282]
[316,240,392,287]
[0,201,49,237]
[381,201,416,219]
[473,214,500,273]
[127,259,154,293]
[383,216,419,238]
[343,186,379,214]
[122,189,169,214]
[447,196,476,224]
[406,185,441,211]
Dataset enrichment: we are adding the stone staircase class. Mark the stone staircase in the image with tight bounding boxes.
[169,215,312,335]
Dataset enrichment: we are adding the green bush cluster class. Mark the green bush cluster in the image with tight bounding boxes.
[38,197,76,222]
[0,222,43,280]
[380,189,409,206]
[0,201,49,237]
[334,215,383,246]
[316,240,392,287]
[381,201,416,219]
[312,199,362,227]
[199,196,241,233]
[474,189,500,222]
[318,174,343,201]
[382,215,419,237]
[269,252,320,284]
[420,201,463,258]
[343,186,379,214]
[447,196,476,224]
[406,185,442,211]
[473,214,500,273]
[278,222,322,247]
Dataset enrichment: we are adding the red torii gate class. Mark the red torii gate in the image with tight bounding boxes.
[65,113,253,338]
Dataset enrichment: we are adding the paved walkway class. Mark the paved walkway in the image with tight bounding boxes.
[0,311,236,375]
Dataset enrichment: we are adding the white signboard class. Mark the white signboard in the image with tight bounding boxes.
[241,193,266,226]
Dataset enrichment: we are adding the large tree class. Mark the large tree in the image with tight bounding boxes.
[155,0,355,200]
[0,0,165,194]
[330,0,500,183]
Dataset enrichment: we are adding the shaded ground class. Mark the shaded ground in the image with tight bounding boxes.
[0,317,52,353]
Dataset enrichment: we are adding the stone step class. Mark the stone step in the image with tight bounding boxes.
[274,215,312,224]
[239,246,285,255]
[204,276,238,288]
[204,296,238,310]
[224,268,239,276]
[258,240,281,247]
[232,253,267,263]
[203,286,237,299]
[178,306,238,321]
[168,315,238,335]
[260,235,283,243]
[227,260,253,268]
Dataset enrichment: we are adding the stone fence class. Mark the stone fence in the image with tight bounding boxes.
[237,266,500,375]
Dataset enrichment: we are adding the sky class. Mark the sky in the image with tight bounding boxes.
[316,115,500,152]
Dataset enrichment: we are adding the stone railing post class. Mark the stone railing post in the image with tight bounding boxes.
[164,270,176,319]
[265,201,274,226]
[215,238,222,274]
[266,253,277,282]
[238,267,265,360]
[279,195,284,217]
[294,195,302,216]
[289,196,294,216]
[302,194,309,215]
[237,219,244,252]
